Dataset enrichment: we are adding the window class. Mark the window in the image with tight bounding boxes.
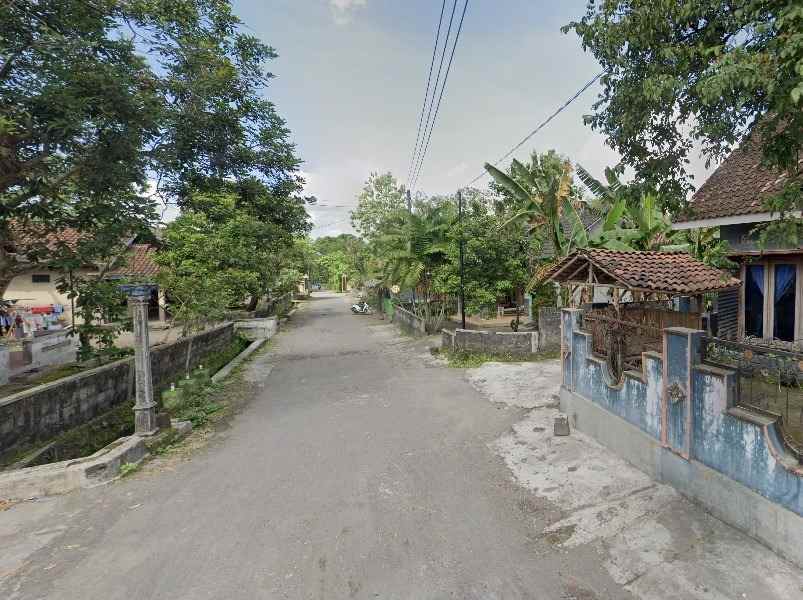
[744,265,764,338]
[31,274,51,284]
[773,264,796,341]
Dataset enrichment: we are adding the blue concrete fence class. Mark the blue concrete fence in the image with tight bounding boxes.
[561,308,803,565]
[562,308,802,517]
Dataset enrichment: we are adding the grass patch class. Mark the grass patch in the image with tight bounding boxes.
[31,364,86,385]
[206,335,250,376]
[119,461,141,477]
[168,382,225,428]
[435,348,560,368]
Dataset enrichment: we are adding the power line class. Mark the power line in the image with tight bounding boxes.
[411,0,470,193]
[406,0,447,190]
[408,0,466,193]
[464,70,604,188]
[409,0,458,192]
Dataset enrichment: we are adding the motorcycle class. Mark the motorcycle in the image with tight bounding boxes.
[351,301,372,315]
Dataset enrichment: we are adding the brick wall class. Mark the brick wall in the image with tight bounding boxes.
[0,323,234,456]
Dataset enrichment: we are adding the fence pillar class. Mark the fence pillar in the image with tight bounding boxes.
[121,284,159,436]
[561,309,582,391]
[0,343,8,385]
[662,327,704,459]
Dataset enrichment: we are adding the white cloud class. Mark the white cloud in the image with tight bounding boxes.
[328,0,367,25]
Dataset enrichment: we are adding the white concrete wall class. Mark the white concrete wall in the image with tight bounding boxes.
[3,268,96,325]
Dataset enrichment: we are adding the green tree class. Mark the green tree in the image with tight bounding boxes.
[380,202,454,331]
[485,151,579,258]
[564,1,803,207]
[1,0,303,295]
[434,196,533,316]
[350,173,408,242]
[156,192,294,332]
[314,234,369,291]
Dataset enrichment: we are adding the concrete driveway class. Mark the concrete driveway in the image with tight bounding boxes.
[1,292,800,599]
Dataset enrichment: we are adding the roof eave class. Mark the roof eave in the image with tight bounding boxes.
[672,210,803,230]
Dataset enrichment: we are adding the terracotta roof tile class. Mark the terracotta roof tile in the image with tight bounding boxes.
[544,249,740,295]
[677,134,800,223]
[108,245,159,279]
[8,221,83,253]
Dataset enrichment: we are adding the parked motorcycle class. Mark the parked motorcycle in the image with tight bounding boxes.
[351,301,372,315]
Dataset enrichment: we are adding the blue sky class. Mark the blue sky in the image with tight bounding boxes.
[231,1,711,237]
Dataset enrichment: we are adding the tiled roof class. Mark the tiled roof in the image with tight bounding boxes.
[8,222,82,253]
[543,249,740,295]
[676,134,799,223]
[108,245,160,279]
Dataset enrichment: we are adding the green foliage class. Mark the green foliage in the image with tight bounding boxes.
[439,349,560,368]
[119,462,141,478]
[58,274,132,363]
[574,163,734,265]
[485,151,580,258]
[564,1,803,207]
[1,0,303,294]
[167,380,224,428]
[350,173,408,242]
[313,234,368,290]
[156,191,306,332]
[434,196,533,315]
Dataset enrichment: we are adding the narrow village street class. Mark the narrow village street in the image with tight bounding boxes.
[1,293,801,600]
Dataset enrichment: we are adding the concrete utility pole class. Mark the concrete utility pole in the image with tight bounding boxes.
[457,189,466,329]
[120,284,158,436]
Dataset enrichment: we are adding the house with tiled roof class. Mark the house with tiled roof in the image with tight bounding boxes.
[2,231,165,328]
[673,135,803,341]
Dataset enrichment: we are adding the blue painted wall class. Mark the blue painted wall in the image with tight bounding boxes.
[693,368,803,516]
[567,313,662,441]
[562,309,803,518]
[665,332,689,455]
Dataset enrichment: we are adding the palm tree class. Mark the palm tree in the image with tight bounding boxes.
[379,202,454,331]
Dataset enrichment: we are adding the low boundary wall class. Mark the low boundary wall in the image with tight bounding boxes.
[0,323,234,456]
[234,317,278,341]
[441,328,543,357]
[392,305,426,336]
[560,308,803,567]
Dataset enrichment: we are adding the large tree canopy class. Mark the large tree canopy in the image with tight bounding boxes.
[564,1,803,205]
[1,0,303,292]
[350,173,408,243]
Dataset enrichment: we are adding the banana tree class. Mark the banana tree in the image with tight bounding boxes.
[485,157,577,258]
[575,164,682,251]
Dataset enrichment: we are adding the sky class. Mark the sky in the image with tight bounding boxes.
[229,0,713,238]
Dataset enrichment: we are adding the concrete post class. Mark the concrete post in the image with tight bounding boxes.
[157,287,167,323]
[662,327,704,460]
[0,343,8,386]
[121,285,158,436]
[561,309,583,392]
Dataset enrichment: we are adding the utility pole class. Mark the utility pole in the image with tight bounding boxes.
[458,189,466,329]
[406,189,412,213]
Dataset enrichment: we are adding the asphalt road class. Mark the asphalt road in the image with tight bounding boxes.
[1,292,629,600]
